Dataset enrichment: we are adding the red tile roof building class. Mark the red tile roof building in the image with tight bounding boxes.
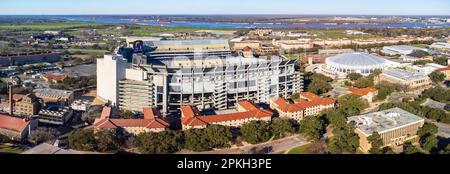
[270,92,336,121]
[348,87,378,103]
[437,66,450,80]
[93,107,169,135]
[0,114,38,141]
[181,100,273,130]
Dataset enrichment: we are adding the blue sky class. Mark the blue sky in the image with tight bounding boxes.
[1,0,449,15]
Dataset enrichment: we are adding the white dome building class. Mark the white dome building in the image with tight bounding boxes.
[320,52,391,79]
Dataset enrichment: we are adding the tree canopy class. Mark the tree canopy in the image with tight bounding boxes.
[337,94,369,117]
[299,116,324,141]
[347,73,363,81]
[68,128,96,151]
[429,71,446,83]
[367,132,383,154]
[271,118,295,140]
[240,121,272,144]
[137,131,183,154]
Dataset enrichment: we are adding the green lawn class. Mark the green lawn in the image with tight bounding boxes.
[287,144,311,154]
[0,144,27,154]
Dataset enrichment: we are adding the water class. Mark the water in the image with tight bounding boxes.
[61,16,450,29]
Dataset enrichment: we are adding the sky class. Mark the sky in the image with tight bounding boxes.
[0,0,449,15]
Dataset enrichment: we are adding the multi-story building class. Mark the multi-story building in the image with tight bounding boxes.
[348,108,425,153]
[405,63,446,75]
[13,94,40,116]
[0,51,60,66]
[376,69,432,92]
[429,42,450,56]
[0,114,38,141]
[277,39,314,51]
[269,92,336,122]
[34,88,75,106]
[93,106,169,135]
[382,45,427,56]
[231,40,262,51]
[437,66,450,80]
[98,40,303,115]
[37,106,73,125]
[181,100,273,130]
[96,54,129,106]
[348,87,378,103]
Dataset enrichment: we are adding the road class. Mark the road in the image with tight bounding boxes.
[427,119,450,138]
[178,135,309,154]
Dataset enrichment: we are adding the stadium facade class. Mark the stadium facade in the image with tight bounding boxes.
[97,40,303,115]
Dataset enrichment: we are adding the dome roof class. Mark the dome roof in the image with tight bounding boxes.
[326,53,387,67]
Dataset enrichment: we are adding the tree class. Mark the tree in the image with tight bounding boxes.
[417,123,438,138]
[240,121,272,144]
[29,127,60,145]
[434,56,448,66]
[326,123,360,154]
[353,77,374,88]
[290,93,300,100]
[305,73,333,95]
[421,87,450,103]
[184,129,211,152]
[367,132,383,154]
[402,142,420,154]
[381,146,395,154]
[68,128,96,151]
[299,116,324,141]
[421,135,438,153]
[271,118,295,140]
[184,125,232,152]
[375,83,396,100]
[137,131,183,154]
[337,94,369,117]
[429,70,446,83]
[307,79,332,95]
[203,125,233,149]
[347,73,363,81]
[0,134,9,144]
[95,129,123,152]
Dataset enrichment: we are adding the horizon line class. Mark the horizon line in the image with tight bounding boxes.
[1,14,450,16]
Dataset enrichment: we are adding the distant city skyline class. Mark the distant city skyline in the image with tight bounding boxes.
[0,0,449,16]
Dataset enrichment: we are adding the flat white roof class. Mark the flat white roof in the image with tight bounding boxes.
[348,107,424,136]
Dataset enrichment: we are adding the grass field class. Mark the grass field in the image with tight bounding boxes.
[306,29,380,40]
[0,144,27,154]
[287,144,311,154]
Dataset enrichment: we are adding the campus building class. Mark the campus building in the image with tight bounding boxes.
[437,66,450,80]
[0,114,38,141]
[376,69,432,92]
[269,92,336,122]
[348,87,378,103]
[0,51,60,66]
[348,108,425,153]
[181,100,273,130]
[37,106,73,125]
[34,88,75,106]
[93,106,170,135]
[98,40,303,115]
